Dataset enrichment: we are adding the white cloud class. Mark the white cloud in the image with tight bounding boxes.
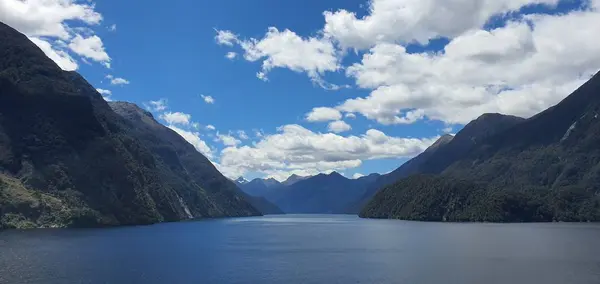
[237,130,249,140]
[106,75,130,85]
[225,52,237,60]
[345,113,356,119]
[218,0,600,127]
[108,24,116,32]
[167,125,214,159]
[334,10,600,125]
[322,0,561,49]
[96,88,111,95]
[96,88,112,101]
[206,124,216,131]
[327,120,352,133]
[216,133,242,146]
[0,0,102,40]
[215,29,238,46]
[226,27,340,85]
[306,107,342,122]
[442,127,453,133]
[201,95,215,104]
[160,112,192,126]
[352,173,365,179]
[0,0,114,71]
[218,124,438,180]
[256,71,268,81]
[68,34,110,66]
[146,99,168,112]
[28,37,78,71]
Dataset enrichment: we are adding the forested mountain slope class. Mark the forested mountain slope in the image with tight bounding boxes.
[0,22,259,229]
[362,72,600,222]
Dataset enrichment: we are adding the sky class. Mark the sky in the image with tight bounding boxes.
[1,0,599,181]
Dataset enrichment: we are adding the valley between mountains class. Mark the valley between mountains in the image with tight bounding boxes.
[1,20,599,229]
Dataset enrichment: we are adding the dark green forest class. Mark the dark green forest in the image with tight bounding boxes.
[361,71,600,222]
[0,22,261,229]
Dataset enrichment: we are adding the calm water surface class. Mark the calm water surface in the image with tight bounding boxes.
[1,215,600,284]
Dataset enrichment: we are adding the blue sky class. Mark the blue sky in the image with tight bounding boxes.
[2,0,599,180]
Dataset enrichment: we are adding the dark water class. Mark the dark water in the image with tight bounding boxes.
[1,215,600,284]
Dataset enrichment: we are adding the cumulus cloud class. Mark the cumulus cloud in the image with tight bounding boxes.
[106,75,130,85]
[322,0,561,49]
[215,29,238,46]
[218,27,341,87]
[206,124,216,131]
[225,52,237,60]
[201,94,215,104]
[306,107,342,122]
[335,10,600,124]
[145,98,168,112]
[28,37,78,71]
[160,112,192,125]
[167,125,214,159]
[215,0,600,126]
[68,34,110,66]
[217,124,438,180]
[96,88,111,95]
[0,0,102,39]
[216,133,242,146]
[0,0,111,70]
[237,130,249,140]
[328,120,352,133]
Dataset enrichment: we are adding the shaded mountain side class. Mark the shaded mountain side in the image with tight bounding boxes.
[418,114,524,174]
[269,172,368,214]
[348,113,525,214]
[360,174,600,222]
[109,102,281,213]
[245,195,284,215]
[282,174,310,186]
[109,102,262,216]
[0,22,259,229]
[362,71,600,222]
[238,177,285,198]
[345,134,455,213]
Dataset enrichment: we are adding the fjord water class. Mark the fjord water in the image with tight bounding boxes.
[1,215,599,284]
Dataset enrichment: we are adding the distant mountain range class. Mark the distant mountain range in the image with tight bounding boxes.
[237,172,380,214]
[238,71,600,222]
[0,22,265,229]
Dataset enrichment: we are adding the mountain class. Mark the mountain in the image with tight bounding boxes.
[345,134,454,213]
[347,113,526,213]
[238,177,285,198]
[269,172,369,213]
[282,174,310,186]
[234,177,249,185]
[362,71,600,222]
[0,22,259,229]
[109,102,278,215]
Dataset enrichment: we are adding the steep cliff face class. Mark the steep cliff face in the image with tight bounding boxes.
[0,22,259,229]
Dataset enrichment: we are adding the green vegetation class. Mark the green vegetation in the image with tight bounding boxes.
[360,175,600,222]
[361,71,600,222]
[0,22,260,229]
